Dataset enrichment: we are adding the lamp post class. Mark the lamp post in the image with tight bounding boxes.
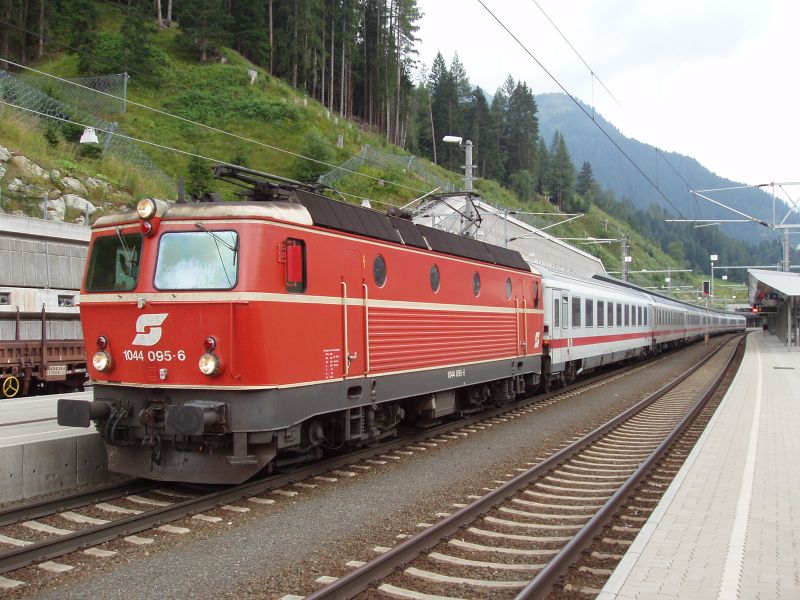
[442,136,474,192]
[710,254,718,298]
[443,135,478,237]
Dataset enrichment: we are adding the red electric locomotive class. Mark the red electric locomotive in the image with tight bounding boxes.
[58,167,545,484]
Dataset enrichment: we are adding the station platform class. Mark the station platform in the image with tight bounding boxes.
[0,390,110,504]
[600,331,800,599]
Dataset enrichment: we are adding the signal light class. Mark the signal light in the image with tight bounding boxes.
[141,220,153,236]
[96,335,108,349]
[203,336,217,352]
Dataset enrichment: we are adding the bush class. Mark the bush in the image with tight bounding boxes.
[60,121,85,143]
[78,144,103,160]
[293,130,332,183]
[44,123,60,149]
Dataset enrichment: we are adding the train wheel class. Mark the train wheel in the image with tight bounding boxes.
[2,376,21,398]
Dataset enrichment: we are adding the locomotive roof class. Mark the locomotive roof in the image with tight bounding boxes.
[98,191,532,273]
[292,190,531,271]
[93,201,314,228]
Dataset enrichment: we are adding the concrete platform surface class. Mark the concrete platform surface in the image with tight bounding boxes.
[0,389,109,503]
[0,390,93,448]
[600,332,800,599]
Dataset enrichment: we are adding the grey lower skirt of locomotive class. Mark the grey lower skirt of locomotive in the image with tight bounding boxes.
[56,355,540,484]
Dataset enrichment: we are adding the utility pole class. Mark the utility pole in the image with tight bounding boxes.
[621,237,630,281]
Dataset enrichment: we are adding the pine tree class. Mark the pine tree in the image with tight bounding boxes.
[231,0,269,65]
[505,81,538,176]
[576,161,596,196]
[120,2,162,82]
[546,132,576,209]
[175,0,231,62]
[65,0,99,74]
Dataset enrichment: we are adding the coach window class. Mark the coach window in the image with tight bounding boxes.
[430,264,440,293]
[624,304,630,326]
[607,301,614,326]
[572,296,581,328]
[644,306,649,326]
[473,272,481,296]
[155,230,238,290]
[373,254,387,287]
[553,295,560,327]
[585,298,594,327]
[505,277,512,299]
[638,306,643,326]
[284,238,306,293]
[597,300,605,327]
[616,302,622,326]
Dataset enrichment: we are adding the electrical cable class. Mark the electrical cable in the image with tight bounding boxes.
[527,0,621,108]
[475,0,687,220]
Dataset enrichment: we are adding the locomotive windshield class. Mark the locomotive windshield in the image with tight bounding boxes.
[85,231,143,292]
[154,230,238,290]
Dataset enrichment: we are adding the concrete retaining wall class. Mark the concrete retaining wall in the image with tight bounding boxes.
[0,433,112,504]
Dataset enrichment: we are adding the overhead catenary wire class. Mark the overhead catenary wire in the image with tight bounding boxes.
[475,0,688,221]
[527,0,621,109]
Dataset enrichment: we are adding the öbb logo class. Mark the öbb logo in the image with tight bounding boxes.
[132,313,169,346]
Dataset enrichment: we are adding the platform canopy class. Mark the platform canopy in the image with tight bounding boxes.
[748,268,800,347]
[748,269,800,303]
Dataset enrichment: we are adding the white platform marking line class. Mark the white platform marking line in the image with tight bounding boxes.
[600,335,751,598]
[718,346,762,600]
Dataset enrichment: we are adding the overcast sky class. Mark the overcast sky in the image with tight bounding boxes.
[415,0,798,191]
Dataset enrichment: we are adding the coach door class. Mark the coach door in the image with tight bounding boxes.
[549,288,571,359]
[342,250,366,378]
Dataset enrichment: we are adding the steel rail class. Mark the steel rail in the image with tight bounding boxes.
[516,333,744,598]
[302,334,741,600]
[0,354,647,576]
[0,480,155,528]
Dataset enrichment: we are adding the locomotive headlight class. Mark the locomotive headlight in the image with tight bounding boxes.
[136,198,157,220]
[92,351,113,372]
[198,353,221,376]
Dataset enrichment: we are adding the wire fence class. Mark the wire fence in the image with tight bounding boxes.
[0,70,173,189]
[319,144,454,193]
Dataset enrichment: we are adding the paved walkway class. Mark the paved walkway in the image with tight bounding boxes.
[600,331,800,599]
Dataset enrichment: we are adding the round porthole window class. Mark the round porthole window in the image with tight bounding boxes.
[430,265,440,292]
[373,255,387,287]
[506,277,512,299]
[473,272,481,297]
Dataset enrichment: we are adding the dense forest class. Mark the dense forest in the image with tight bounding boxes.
[0,0,790,277]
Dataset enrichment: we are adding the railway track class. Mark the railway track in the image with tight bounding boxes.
[298,334,744,600]
[0,344,680,585]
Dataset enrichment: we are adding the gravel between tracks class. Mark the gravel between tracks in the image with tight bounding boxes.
[9,341,725,600]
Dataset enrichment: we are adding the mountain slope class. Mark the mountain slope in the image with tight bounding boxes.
[536,92,793,244]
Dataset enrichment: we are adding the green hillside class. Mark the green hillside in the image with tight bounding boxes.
[0,1,741,305]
